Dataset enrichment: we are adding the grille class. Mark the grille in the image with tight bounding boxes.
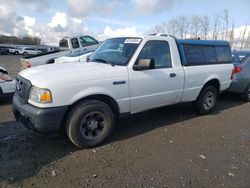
[16,75,32,103]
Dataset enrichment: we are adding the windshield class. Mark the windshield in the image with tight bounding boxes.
[90,37,141,66]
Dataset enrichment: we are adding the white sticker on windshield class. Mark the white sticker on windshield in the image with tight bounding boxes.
[124,39,141,44]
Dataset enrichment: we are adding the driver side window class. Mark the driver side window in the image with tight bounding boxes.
[137,41,172,69]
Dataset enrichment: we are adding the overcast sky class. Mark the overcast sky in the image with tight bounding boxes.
[0,0,249,44]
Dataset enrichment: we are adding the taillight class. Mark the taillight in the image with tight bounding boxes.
[231,66,242,78]
[26,61,31,68]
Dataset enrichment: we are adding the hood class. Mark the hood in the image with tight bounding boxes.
[55,56,80,64]
[19,62,128,88]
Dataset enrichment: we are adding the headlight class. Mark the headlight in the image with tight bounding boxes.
[0,72,12,82]
[29,86,52,103]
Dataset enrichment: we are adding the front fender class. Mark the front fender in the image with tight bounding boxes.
[70,87,117,105]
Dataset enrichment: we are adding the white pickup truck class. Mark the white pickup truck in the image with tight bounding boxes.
[13,34,234,148]
[20,35,99,68]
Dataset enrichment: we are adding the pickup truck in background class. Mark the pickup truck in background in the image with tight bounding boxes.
[13,34,234,148]
[54,48,96,64]
[20,35,100,68]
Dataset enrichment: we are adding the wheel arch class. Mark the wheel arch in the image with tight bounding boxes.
[196,78,220,101]
[204,79,220,92]
[59,94,120,133]
[46,58,55,64]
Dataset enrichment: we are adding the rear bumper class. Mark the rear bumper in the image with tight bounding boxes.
[12,94,68,134]
[229,79,249,94]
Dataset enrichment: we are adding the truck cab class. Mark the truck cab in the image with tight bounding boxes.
[59,35,99,51]
[13,34,233,148]
[20,35,100,68]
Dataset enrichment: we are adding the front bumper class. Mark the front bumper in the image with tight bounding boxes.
[12,94,68,134]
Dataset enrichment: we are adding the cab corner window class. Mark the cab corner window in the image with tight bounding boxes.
[80,36,98,47]
[137,41,172,69]
[71,38,80,49]
[59,39,68,48]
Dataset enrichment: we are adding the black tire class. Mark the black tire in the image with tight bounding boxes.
[47,59,54,64]
[15,51,19,55]
[23,52,28,56]
[194,85,217,115]
[66,100,115,148]
[242,84,250,102]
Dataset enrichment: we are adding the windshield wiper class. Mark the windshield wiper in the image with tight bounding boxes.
[92,58,115,66]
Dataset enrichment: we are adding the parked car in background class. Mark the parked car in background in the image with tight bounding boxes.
[229,51,250,101]
[232,50,250,62]
[20,35,100,68]
[0,66,16,99]
[13,34,234,148]
[0,46,9,55]
[54,48,95,64]
[9,47,22,55]
[9,47,18,54]
[18,47,43,56]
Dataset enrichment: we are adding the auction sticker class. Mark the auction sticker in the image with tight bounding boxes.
[124,38,141,44]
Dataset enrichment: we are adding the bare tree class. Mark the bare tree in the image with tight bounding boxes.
[240,24,248,49]
[190,15,201,38]
[148,10,238,42]
[150,24,165,33]
[168,18,178,36]
[222,9,229,40]
[176,16,189,39]
[234,31,242,49]
[200,15,210,39]
[244,31,250,49]
[229,21,235,47]
[212,14,221,40]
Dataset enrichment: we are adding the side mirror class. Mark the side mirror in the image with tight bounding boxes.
[133,59,155,71]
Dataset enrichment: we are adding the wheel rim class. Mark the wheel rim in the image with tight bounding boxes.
[80,111,107,140]
[203,91,215,111]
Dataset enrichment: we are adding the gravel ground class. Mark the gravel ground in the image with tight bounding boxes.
[0,55,250,188]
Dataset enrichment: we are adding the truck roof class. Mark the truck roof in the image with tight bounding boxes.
[106,35,231,47]
[177,39,230,47]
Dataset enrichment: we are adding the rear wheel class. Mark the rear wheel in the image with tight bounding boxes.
[66,100,115,148]
[242,84,250,102]
[194,85,217,115]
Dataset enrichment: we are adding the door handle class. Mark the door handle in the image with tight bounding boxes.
[170,73,176,78]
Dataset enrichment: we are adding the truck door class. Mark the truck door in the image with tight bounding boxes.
[128,40,184,113]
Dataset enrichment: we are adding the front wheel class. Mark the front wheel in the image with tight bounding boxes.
[242,84,250,102]
[66,100,115,148]
[194,86,217,115]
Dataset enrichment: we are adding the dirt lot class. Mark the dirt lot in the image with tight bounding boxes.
[0,55,250,188]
